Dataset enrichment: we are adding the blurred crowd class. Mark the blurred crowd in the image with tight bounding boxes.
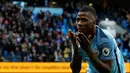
[0,2,129,62]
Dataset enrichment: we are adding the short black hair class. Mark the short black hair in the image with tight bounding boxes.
[79,6,96,18]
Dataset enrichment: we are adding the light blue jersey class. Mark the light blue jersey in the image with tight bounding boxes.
[72,26,126,73]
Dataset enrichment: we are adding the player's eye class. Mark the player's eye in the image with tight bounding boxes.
[81,18,88,22]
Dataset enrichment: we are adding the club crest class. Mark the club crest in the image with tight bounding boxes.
[102,48,110,56]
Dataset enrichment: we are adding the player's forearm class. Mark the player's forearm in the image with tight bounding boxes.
[70,55,82,73]
[70,61,81,73]
[70,45,82,73]
[85,47,111,73]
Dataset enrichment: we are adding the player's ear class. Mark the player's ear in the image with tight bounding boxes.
[93,16,97,25]
[93,20,96,25]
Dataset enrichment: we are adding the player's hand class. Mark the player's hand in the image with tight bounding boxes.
[68,30,78,50]
[77,32,91,51]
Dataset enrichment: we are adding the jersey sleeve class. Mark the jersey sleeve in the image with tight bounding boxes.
[99,40,116,60]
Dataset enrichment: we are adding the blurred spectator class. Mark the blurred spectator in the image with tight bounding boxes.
[99,18,117,37]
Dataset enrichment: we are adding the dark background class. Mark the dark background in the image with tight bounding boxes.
[1,0,130,8]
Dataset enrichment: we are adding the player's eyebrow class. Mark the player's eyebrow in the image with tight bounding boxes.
[77,15,92,22]
[76,17,89,22]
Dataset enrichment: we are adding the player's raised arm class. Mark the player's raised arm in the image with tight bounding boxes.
[78,33,112,73]
[68,30,82,73]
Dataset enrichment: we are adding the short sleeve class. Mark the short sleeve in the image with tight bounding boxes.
[99,41,116,60]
